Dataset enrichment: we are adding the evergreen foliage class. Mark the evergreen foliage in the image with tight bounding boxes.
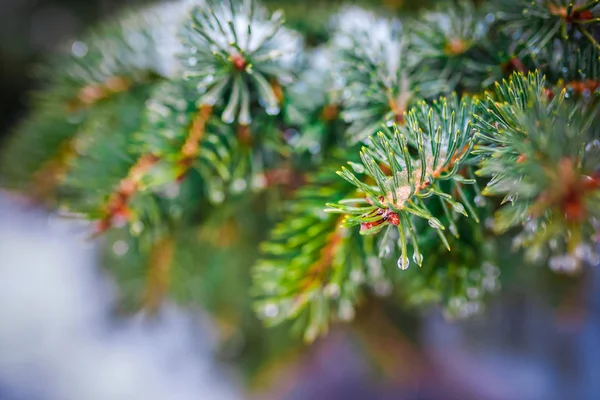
[1,0,600,368]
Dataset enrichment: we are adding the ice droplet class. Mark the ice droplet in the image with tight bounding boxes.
[263,303,279,318]
[397,256,409,270]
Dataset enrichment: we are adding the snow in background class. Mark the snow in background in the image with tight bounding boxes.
[0,194,241,400]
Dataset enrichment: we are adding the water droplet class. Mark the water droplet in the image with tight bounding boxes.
[381,244,393,258]
[131,221,144,235]
[351,269,365,283]
[164,182,180,199]
[263,303,279,318]
[189,46,198,54]
[428,218,443,229]
[71,41,88,58]
[549,255,579,272]
[467,287,480,299]
[474,195,486,207]
[482,262,500,277]
[266,105,280,115]
[374,280,393,297]
[485,13,495,23]
[452,203,466,214]
[112,240,129,256]
[449,225,458,237]
[325,283,340,298]
[308,142,321,155]
[449,297,464,309]
[188,57,198,67]
[338,300,355,321]
[574,244,592,260]
[413,251,423,266]
[231,178,247,193]
[397,256,409,270]
[251,174,268,190]
[221,111,235,124]
[210,190,225,204]
[588,253,600,266]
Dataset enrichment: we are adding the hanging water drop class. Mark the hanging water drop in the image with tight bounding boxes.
[428,218,443,229]
[413,251,423,266]
[266,105,280,115]
[397,256,409,270]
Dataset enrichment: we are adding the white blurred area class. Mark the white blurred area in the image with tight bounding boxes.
[0,194,241,400]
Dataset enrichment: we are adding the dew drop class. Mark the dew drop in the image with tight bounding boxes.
[112,240,129,257]
[452,203,466,214]
[474,195,486,207]
[131,221,144,235]
[351,269,365,283]
[588,253,600,266]
[325,283,340,298]
[251,174,268,190]
[308,142,321,155]
[450,225,459,237]
[210,190,225,204]
[266,105,280,115]
[428,218,443,229]
[397,256,409,270]
[338,301,355,321]
[413,251,423,266]
[263,303,279,318]
[231,178,247,193]
[374,281,393,297]
[467,287,480,299]
[188,57,198,67]
[381,244,392,258]
[71,41,88,58]
[574,244,592,260]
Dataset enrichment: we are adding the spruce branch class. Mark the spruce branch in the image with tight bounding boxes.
[330,7,449,143]
[180,0,303,125]
[410,0,493,91]
[252,158,395,342]
[327,95,479,270]
[495,0,600,51]
[475,71,600,270]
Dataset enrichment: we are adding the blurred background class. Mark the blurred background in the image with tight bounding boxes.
[1,0,600,399]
